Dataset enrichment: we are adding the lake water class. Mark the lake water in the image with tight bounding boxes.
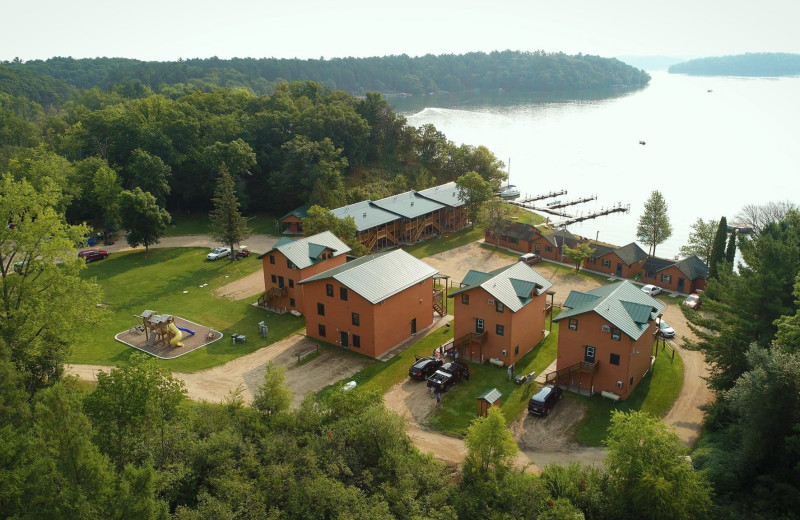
[392,71,800,259]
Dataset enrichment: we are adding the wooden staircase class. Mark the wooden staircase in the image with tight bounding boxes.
[257,286,287,309]
[433,289,445,317]
[545,361,597,385]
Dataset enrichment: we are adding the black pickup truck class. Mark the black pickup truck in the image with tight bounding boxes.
[426,361,470,391]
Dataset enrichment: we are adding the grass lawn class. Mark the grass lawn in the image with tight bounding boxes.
[164,213,282,237]
[71,247,304,372]
[403,226,485,259]
[574,345,685,446]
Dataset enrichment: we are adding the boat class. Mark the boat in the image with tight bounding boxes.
[499,158,520,199]
[546,199,562,207]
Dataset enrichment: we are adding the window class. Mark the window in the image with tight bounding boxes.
[610,353,620,366]
[318,324,326,337]
[340,287,348,301]
[508,237,519,244]
[325,284,334,297]
[587,257,596,264]
[660,273,672,283]
[461,294,470,305]
[495,301,504,313]
[269,255,275,265]
[289,279,294,288]
[534,243,541,254]
[496,324,504,336]
[270,274,277,283]
[611,328,622,341]
[317,303,325,316]
[514,345,519,356]
[585,345,596,362]
[289,298,296,308]
[545,245,553,252]
[352,334,361,348]
[568,318,578,331]
[287,259,294,269]
[601,259,611,268]
[646,271,655,279]
[352,312,360,326]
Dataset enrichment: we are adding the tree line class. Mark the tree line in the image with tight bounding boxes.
[668,52,800,76]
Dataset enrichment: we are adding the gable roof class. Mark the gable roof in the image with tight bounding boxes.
[642,256,676,273]
[257,231,350,268]
[543,229,580,249]
[449,262,554,313]
[503,221,539,242]
[587,242,615,258]
[614,242,648,266]
[416,181,465,208]
[673,255,709,280]
[279,205,309,221]
[372,190,444,219]
[331,200,400,232]
[298,249,438,304]
[553,280,665,340]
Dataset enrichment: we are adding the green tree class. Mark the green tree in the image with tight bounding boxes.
[562,242,596,272]
[725,228,737,265]
[127,149,172,207]
[708,216,728,280]
[118,188,171,254]
[281,136,348,209]
[456,171,493,229]
[636,190,672,256]
[482,199,513,247]
[91,164,123,228]
[679,217,718,264]
[605,410,712,520]
[302,204,368,256]
[463,406,518,476]
[252,361,292,415]
[208,163,251,261]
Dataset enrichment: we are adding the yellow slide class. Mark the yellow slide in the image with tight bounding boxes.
[169,321,184,347]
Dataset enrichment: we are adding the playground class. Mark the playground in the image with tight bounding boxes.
[116,311,223,359]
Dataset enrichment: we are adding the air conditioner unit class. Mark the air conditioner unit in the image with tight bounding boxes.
[488,299,495,305]
[602,325,611,332]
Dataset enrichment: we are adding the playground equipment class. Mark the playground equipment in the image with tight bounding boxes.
[133,310,185,348]
[168,321,184,348]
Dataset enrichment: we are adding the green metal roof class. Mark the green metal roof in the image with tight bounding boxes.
[298,249,438,304]
[460,269,494,287]
[553,280,665,340]
[449,262,553,313]
[279,205,309,221]
[331,200,400,232]
[372,190,444,219]
[416,182,465,208]
[477,388,502,404]
[257,231,350,267]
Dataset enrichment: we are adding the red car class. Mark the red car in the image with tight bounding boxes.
[79,249,109,262]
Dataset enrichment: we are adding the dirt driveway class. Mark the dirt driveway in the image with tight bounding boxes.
[101,233,279,257]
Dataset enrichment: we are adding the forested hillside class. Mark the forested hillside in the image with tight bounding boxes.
[2,50,650,98]
[668,52,800,76]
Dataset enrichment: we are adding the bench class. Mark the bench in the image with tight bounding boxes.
[296,344,320,363]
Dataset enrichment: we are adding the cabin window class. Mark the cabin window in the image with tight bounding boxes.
[340,287,348,301]
[289,298,296,308]
[289,279,294,288]
[352,312,360,326]
[660,274,672,283]
[646,271,655,279]
[326,284,334,297]
[611,328,622,341]
[287,259,294,269]
[271,274,277,283]
[352,334,361,348]
[545,245,553,252]
[610,353,621,366]
[269,255,275,265]
[495,301,504,313]
[508,237,519,244]
[318,324,326,337]
[568,318,578,331]
[534,243,541,254]
[461,294,469,305]
[601,259,611,268]
[587,257,596,264]
[496,324,504,336]
[514,345,519,356]
[317,303,325,316]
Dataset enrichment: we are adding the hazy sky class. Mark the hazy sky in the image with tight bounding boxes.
[2,0,799,62]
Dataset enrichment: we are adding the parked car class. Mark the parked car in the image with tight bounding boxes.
[426,361,470,391]
[235,246,251,259]
[408,356,443,380]
[528,384,563,416]
[683,293,702,309]
[658,320,676,339]
[207,247,231,260]
[79,249,108,262]
[641,284,662,296]
[518,253,541,265]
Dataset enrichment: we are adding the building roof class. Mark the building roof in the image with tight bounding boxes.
[477,388,502,404]
[449,262,554,313]
[416,181,465,208]
[553,280,665,340]
[613,242,648,266]
[674,255,709,280]
[257,231,350,268]
[503,221,539,242]
[543,229,580,249]
[298,249,438,304]
[587,242,615,258]
[331,200,400,232]
[642,256,676,273]
[372,190,444,219]
[279,205,309,221]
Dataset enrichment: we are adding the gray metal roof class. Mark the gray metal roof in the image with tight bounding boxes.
[332,200,400,232]
[674,255,709,280]
[477,388,502,404]
[553,280,665,340]
[259,231,350,268]
[614,242,648,266]
[416,182,465,208]
[372,190,444,219]
[450,262,553,313]
[298,249,438,304]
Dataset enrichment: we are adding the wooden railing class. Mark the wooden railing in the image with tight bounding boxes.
[257,286,287,307]
[433,289,445,317]
[545,361,597,384]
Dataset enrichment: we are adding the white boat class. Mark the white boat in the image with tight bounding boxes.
[500,185,520,199]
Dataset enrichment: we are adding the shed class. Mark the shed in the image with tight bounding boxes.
[477,388,502,417]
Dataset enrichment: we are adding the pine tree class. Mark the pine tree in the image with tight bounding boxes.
[636,190,672,256]
[209,164,251,261]
[725,229,737,265]
[708,216,728,279]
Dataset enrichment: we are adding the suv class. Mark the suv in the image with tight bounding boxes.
[519,253,541,265]
[408,356,443,380]
[426,361,470,391]
[528,384,563,416]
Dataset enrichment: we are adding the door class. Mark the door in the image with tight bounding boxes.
[340,331,349,348]
[615,263,623,276]
[411,318,417,335]
[278,276,285,288]
[584,345,596,363]
[677,277,685,293]
[476,318,485,334]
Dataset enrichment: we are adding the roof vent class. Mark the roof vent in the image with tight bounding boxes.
[363,212,367,218]
[411,201,414,206]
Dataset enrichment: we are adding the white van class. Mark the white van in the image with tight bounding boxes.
[519,253,541,265]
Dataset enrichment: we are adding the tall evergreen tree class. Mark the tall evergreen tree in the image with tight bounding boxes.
[708,216,728,280]
[636,190,672,256]
[208,163,251,261]
[725,229,737,265]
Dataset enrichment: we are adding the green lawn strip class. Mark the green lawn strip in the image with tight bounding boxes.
[403,227,485,259]
[429,316,560,437]
[71,247,304,372]
[164,213,282,237]
[508,205,545,226]
[574,345,685,446]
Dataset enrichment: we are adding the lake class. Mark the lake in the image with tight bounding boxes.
[391,71,800,259]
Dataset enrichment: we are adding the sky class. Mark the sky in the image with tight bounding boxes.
[2,0,799,62]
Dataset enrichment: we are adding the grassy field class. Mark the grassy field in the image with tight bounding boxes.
[164,213,282,237]
[403,226,485,259]
[71,247,304,372]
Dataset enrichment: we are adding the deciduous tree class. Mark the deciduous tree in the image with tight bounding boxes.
[118,187,171,254]
[456,171,493,229]
[482,199,513,247]
[463,406,517,476]
[209,164,251,261]
[252,361,292,415]
[679,217,718,265]
[127,149,171,207]
[563,242,596,272]
[302,204,367,256]
[636,190,672,256]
